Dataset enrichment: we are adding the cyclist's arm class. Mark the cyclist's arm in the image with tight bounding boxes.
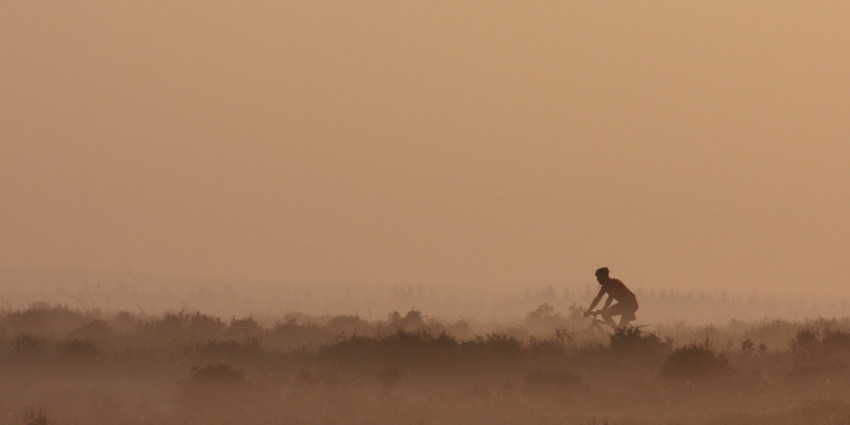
[585,288,605,314]
[602,295,613,310]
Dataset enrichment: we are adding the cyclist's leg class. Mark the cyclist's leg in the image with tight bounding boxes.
[614,300,638,328]
[601,303,620,328]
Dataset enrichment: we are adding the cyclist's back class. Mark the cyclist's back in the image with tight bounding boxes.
[601,278,635,302]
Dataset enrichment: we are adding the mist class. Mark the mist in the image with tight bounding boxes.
[5,270,850,425]
[2,2,849,295]
[3,2,850,424]
[0,268,844,325]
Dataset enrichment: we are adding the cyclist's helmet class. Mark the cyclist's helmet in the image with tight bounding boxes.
[595,267,609,277]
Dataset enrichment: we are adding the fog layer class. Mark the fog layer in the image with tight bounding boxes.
[2,2,849,294]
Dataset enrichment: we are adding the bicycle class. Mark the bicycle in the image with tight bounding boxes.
[585,310,616,337]
[585,310,651,336]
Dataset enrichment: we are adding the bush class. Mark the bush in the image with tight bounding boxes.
[23,407,52,425]
[527,336,568,361]
[71,319,111,341]
[658,339,735,383]
[524,369,584,394]
[270,319,336,350]
[328,315,373,335]
[462,333,523,365]
[194,337,262,358]
[178,364,251,410]
[188,313,226,337]
[59,338,99,360]
[377,366,403,390]
[228,317,263,337]
[185,364,247,387]
[12,333,44,353]
[387,309,427,332]
[6,304,88,337]
[140,311,190,340]
[609,326,670,357]
[320,329,460,366]
[789,328,850,377]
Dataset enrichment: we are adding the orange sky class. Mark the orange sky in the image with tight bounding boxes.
[2,2,848,295]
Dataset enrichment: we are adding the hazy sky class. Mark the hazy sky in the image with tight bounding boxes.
[2,2,848,295]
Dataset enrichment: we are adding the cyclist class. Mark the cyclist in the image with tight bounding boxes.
[583,267,638,329]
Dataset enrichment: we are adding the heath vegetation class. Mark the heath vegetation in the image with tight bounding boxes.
[2,303,850,424]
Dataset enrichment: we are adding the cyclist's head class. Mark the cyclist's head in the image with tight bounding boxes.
[595,267,610,282]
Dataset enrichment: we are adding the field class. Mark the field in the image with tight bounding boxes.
[4,302,850,425]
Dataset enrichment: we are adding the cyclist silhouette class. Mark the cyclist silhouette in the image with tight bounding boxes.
[583,267,638,329]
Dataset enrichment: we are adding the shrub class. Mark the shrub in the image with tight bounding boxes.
[185,364,247,387]
[463,333,523,363]
[111,311,138,333]
[743,319,799,351]
[327,315,372,335]
[524,304,572,336]
[388,310,427,332]
[318,330,462,374]
[188,313,226,337]
[228,317,262,336]
[177,364,258,416]
[445,318,473,340]
[789,328,850,377]
[6,304,87,337]
[658,339,735,383]
[71,319,111,340]
[294,368,319,389]
[12,333,44,353]
[377,366,403,390]
[609,326,671,359]
[59,338,99,360]
[23,407,51,425]
[524,369,584,394]
[141,311,189,339]
[271,319,335,349]
[527,336,568,360]
[194,337,262,359]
